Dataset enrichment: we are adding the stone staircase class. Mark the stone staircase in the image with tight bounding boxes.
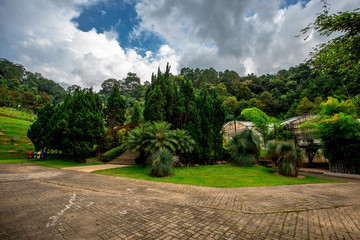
[108,151,139,165]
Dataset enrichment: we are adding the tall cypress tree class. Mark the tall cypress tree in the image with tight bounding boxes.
[44,89,104,159]
[27,103,54,151]
[197,87,213,164]
[210,90,226,162]
[104,84,126,145]
[131,100,142,123]
[144,63,177,124]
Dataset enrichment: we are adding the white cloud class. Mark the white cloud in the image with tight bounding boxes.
[134,0,358,75]
[0,0,178,90]
[0,0,358,91]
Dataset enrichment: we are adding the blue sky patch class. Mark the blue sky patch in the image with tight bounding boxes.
[72,0,164,56]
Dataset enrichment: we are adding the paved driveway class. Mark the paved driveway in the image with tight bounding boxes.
[0,163,359,239]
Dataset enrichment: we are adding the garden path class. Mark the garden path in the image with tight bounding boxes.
[1,163,359,239]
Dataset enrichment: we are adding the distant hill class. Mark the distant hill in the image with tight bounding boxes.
[0,58,66,112]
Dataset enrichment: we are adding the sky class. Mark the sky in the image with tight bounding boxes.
[0,0,358,90]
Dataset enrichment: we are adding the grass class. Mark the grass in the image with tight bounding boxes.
[94,164,339,188]
[0,116,34,159]
[0,107,36,122]
[0,158,104,169]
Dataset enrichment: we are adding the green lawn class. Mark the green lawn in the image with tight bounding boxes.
[0,107,36,122]
[94,164,339,188]
[0,158,104,169]
[0,116,34,159]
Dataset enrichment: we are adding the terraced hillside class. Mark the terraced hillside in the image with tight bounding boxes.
[0,116,34,159]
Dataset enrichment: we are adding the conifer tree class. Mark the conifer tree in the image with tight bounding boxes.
[104,84,126,145]
[197,87,213,164]
[43,89,104,159]
[143,63,177,124]
[131,100,142,123]
[210,90,226,161]
[27,103,54,151]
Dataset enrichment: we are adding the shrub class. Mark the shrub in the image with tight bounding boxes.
[316,113,360,174]
[229,129,260,167]
[101,145,126,163]
[148,148,174,177]
[266,141,303,177]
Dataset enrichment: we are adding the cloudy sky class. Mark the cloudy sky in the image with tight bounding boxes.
[0,0,358,90]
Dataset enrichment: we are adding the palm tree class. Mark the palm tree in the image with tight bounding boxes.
[123,124,148,165]
[266,141,303,177]
[149,147,174,177]
[229,129,260,167]
[143,121,178,154]
[174,129,195,163]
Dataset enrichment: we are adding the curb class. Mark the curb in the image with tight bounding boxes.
[324,172,360,180]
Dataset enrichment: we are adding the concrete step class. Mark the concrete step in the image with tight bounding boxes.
[108,151,139,165]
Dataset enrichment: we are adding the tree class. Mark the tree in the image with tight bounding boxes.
[307,97,360,174]
[210,90,226,162]
[174,129,195,164]
[197,87,212,164]
[131,101,142,123]
[237,83,252,100]
[144,64,176,124]
[300,5,360,76]
[44,89,104,159]
[99,78,118,95]
[104,84,126,146]
[296,97,314,115]
[229,129,260,167]
[27,104,55,151]
[143,122,178,155]
[249,98,265,111]
[241,107,271,144]
[266,141,303,177]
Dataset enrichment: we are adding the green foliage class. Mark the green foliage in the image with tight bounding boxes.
[319,97,354,116]
[210,90,227,161]
[104,84,126,128]
[144,64,176,124]
[0,58,65,107]
[101,145,126,163]
[266,141,303,177]
[27,104,54,151]
[174,129,195,163]
[131,100,142,123]
[0,107,36,122]
[296,97,314,115]
[27,89,104,160]
[0,116,34,159]
[124,121,194,166]
[148,148,174,177]
[315,113,360,174]
[241,107,271,144]
[300,6,360,75]
[143,121,178,154]
[229,129,260,167]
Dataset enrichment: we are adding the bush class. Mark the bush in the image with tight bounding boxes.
[229,129,260,167]
[148,148,174,177]
[316,113,360,174]
[266,141,303,177]
[101,145,126,163]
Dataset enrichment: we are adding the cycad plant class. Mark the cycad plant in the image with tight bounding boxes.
[229,129,260,167]
[149,148,174,177]
[143,121,178,154]
[123,124,148,165]
[174,129,195,164]
[266,141,303,177]
[124,121,194,177]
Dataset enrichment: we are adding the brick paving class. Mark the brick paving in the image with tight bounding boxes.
[0,163,359,239]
